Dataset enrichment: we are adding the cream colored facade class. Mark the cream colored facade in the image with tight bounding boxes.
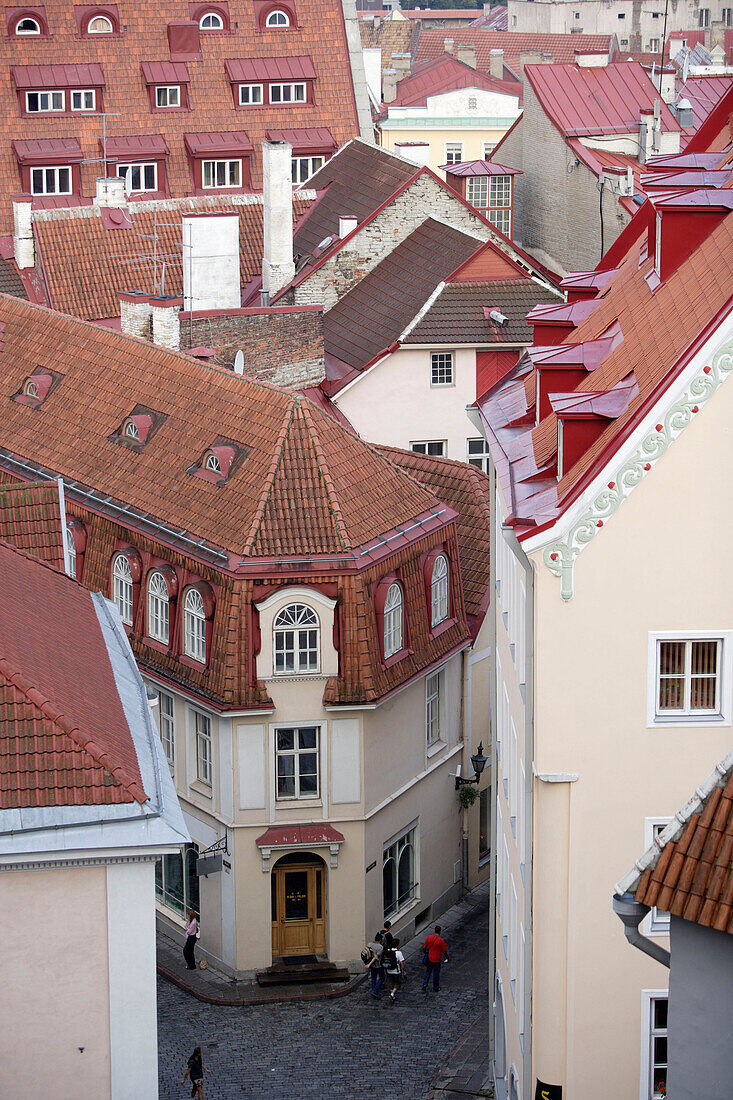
[151,585,492,974]
[484,315,733,1099]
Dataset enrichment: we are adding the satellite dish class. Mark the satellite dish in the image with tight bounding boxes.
[233,350,245,375]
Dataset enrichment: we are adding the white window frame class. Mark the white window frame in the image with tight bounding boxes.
[202,158,242,189]
[383,581,404,658]
[65,524,77,579]
[112,553,133,625]
[431,553,449,627]
[467,437,490,472]
[509,719,517,831]
[31,165,72,196]
[71,89,96,111]
[239,83,263,105]
[518,923,525,1045]
[639,990,669,1100]
[273,603,320,675]
[509,875,517,1001]
[410,440,446,457]
[155,85,180,108]
[382,821,419,921]
[467,176,489,209]
[87,14,113,32]
[430,350,454,387]
[496,799,503,919]
[291,154,325,185]
[642,817,673,934]
[426,668,442,747]
[194,708,212,785]
[275,724,320,800]
[200,11,224,28]
[647,630,732,726]
[444,141,463,165]
[495,654,502,768]
[117,162,158,193]
[483,141,496,158]
[147,570,170,644]
[16,16,41,33]
[158,690,175,765]
[183,588,207,663]
[266,8,290,26]
[269,82,306,104]
[26,90,65,113]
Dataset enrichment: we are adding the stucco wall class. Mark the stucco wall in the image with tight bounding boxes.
[507,0,723,44]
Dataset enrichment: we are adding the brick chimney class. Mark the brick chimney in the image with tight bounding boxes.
[489,48,504,79]
[151,295,182,350]
[12,195,34,269]
[119,291,152,340]
[262,140,295,299]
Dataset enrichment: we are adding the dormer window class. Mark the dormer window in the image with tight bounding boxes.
[384,582,403,658]
[65,518,87,581]
[13,368,61,408]
[110,548,144,627]
[88,14,113,32]
[200,11,223,28]
[183,588,206,661]
[254,0,296,30]
[266,9,290,26]
[124,419,140,441]
[156,85,180,108]
[16,16,41,34]
[110,406,165,449]
[431,554,449,627]
[274,604,320,674]
[189,439,246,484]
[24,379,39,399]
[204,452,222,474]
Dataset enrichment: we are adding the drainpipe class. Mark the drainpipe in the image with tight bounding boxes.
[612,893,670,968]
[461,647,470,894]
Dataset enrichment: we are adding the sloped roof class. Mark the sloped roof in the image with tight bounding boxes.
[0,540,147,808]
[404,278,560,345]
[384,54,521,109]
[33,193,315,321]
[470,6,508,30]
[358,15,421,75]
[0,256,27,300]
[680,76,733,137]
[415,29,615,74]
[616,747,733,936]
[0,481,64,568]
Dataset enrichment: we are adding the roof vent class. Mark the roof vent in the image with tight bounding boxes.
[489,309,508,325]
[234,349,245,375]
[338,215,358,238]
[675,97,694,128]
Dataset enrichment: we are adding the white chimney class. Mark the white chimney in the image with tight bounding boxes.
[639,108,654,164]
[12,195,34,269]
[339,215,358,238]
[95,176,126,209]
[262,140,295,298]
[183,213,240,312]
[489,48,504,79]
[395,141,430,168]
[119,291,152,339]
[444,37,454,55]
[658,68,675,104]
[362,47,382,103]
[151,295,182,350]
[383,68,398,104]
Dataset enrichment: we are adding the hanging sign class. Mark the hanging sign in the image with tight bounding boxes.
[535,1082,562,1100]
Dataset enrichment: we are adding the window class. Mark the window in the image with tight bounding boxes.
[200,10,224,27]
[31,166,72,195]
[620,37,629,46]
[496,800,503,917]
[479,787,490,863]
[184,588,207,662]
[292,155,324,184]
[155,842,199,916]
[116,162,158,193]
[483,142,496,159]
[71,89,96,111]
[26,90,65,113]
[618,10,625,16]
[204,452,221,473]
[275,726,319,799]
[274,603,319,674]
[88,14,113,32]
[724,8,733,25]
[646,820,672,933]
[410,441,446,457]
[147,571,170,644]
[383,582,403,658]
[648,996,668,1099]
[467,437,490,472]
[23,379,39,399]
[699,7,709,25]
[467,176,489,210]
[488,175,512,236]
[195,709,212,784]
[202,159,241,188]
[383,825,416,919]
[65,523,77,579]
[16,16,40,33]
[112,553,134,625]
[656,638,720,716]
[426,670,442,746]
[158,690,175,765]
[649,38,660,51]
[445,142,463,165]
[431,554,449,627]
[431,351,453,386]
[269,82,305,103]
[156,85,180,107]
[239,83,263,105]
[266,9,290,25]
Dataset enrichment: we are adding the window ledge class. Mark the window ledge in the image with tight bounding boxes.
[429,617,457,642]
[155,900,186,927]
[267,673,327,683]
[478,851,491,868]
[649,714,729,728]
[385,895,420,927]
[427,739,447,759]
[190,779,212,799]
[274,797,322,808]
[382,646,413,671]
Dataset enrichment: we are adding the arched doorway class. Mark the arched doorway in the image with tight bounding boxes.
[271,851,327,959]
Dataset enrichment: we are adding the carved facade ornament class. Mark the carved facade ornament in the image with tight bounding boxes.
[543,338,733,600]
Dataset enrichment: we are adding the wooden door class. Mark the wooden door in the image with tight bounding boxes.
[271,860,327,958]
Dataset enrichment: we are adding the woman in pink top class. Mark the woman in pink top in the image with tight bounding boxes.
[183,909,198,971]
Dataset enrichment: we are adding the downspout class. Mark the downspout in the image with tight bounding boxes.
[612,893,670,968]
[461,646,470,894]
[487,462,498,1073]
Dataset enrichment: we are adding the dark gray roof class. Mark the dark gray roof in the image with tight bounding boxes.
[404,279,559,345]
[0,257,27,300]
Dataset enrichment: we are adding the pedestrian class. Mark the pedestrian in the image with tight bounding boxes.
[182,1046,210,1099]
[378,919,392,941]
[383,936,405,1002]
[364,932,384,998]
[421,924,450,993]
[183,909,198,971]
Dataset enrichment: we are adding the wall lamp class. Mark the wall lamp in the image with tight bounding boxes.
[455,742,487,790]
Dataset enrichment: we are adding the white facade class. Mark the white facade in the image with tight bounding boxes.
[508,0,731,47]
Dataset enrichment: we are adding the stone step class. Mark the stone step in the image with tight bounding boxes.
[256,960,351,986]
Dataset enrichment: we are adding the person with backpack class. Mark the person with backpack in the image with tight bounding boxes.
[362,932,384,997]
[383,936,405,1002]
[421,924,449,992]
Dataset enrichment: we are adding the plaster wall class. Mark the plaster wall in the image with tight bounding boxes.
[467,614,493,889]
[380,125,514,178]
[527,347,733,1098]
[182,214,240,312]
[490,120,524,245]
[666,918,733,1098]
[507,0,722,43]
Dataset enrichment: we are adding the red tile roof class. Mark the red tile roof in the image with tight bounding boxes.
[0,481,64,568]
[0,539,147,808]
[415,29,615,76]
[524,61,679,138]
[383,54,522,110]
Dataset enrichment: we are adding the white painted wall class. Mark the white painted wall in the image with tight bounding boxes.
[182,214,240,312]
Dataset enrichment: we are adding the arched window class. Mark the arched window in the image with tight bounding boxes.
[65,523,77,579]
[112,553,134,625]
[87,14,113,32]
[204,451,221,474]
[509,1068,520,1100]
[15,16,41,34]
[183,588,206,662]
[383,582,403,658]
[124,419,140,441]
[199,11,223,28]
[431,553,449,627]
[23,379,39,398]
[148,570,170,644]
[274,603,319,674]
[494,975,507,1080]
[383,825,416,919]
[266,9,290,26]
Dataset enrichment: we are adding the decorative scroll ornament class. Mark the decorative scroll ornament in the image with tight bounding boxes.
[543,339,733,601]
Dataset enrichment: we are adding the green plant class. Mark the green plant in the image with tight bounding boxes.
[457,784,480,809]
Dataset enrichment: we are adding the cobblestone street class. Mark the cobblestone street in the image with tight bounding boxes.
[158,884,489,1099]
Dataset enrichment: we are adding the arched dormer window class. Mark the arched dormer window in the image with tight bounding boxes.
[383,582,403,659]
[87,14,113,32]
[199,11,223,29]
[15,16,41,34]
[274,603,319,674]
[431,553,449,627]
[112,553,134,625]
[65,523,77,578]
[23,379,39,399]
[124,419,140,441]
[204,451,221,474]
[148,570,170,644]
[266,9,290,26]
[183,587,208,662]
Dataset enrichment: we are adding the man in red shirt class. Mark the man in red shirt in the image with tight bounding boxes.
[421,925,449,992]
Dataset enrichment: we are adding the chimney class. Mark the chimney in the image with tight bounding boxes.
[338,215,358,238]
[444,37,454,55]
[151,295,182,350]
[362,47,382,103]
[574,50,609,68]
[456,44,477,69]
[489,48,504,79]
[119,291,152,340]
[674,97,694,128]
[395,141,430,167]
[519,49,549,76]
[12,195,34,269]
[392,52,411,80]
[95,176,126,209]
[167,19,201,61]
[383,68,398,103]
[262,140,295,298]
[658,67,675,104]
[639,107,654,164]
[183,213,241,312]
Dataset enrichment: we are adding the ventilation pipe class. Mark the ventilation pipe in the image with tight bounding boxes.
[262,140,295,298]
[612,893,670,967]
[12,195,34,269]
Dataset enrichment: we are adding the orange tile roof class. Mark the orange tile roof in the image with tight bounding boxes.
[0,0,362,231]
[0,480,64,567]
[358,15,420,74]
[0,539,147,808]
[415,29,615,76]
[33,193,315,320]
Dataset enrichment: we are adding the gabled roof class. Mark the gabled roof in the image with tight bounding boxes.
[0,540,147,808]
[415,30,615,74]
[404,278,560,346]
[615,746,733,936]
[0,481,64,568]
[358,15,421,76]
[382,54,521,110]
[524,61,679,138]
[470,6,508,30]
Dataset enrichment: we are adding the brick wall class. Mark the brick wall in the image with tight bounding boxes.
[180,307,324,388]
[491,121,524,247]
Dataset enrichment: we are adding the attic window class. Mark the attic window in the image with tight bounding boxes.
[12,368,61,408]
[124,419,141,440]
[15,16,41,34]
[88,14,113,32]
[189,439,248,485]
[266,9,290,26]
[109,405,166,449]
[200,10,223,28]
[204,451,222,473]
[24,379,39,398]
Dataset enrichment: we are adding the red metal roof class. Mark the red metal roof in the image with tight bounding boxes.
[443,160,522,177]
[224,55,317,83]
[140,60,191,85]
[525,61,680,138]
[12,137,83,163]
[256,824,345,847]
[11,62,105,88]
[265,127,336,152]
[104,134,170,160]
[384,54,522,109]
[184,130,254,155]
